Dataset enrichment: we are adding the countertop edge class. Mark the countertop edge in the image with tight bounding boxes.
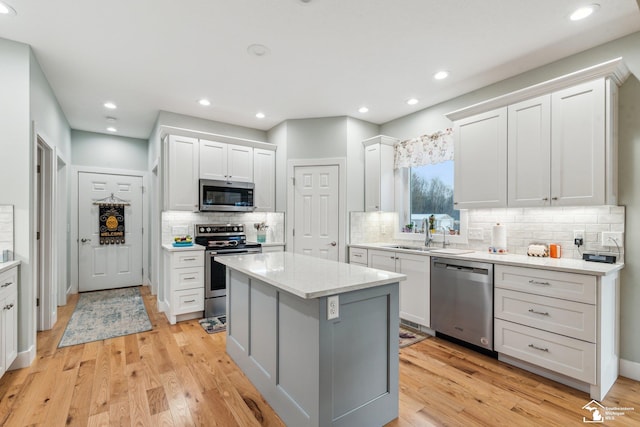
[161,243,206,252]
[349,243,623,276]
[0,260,21,274]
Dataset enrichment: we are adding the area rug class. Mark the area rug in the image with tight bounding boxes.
[399,326,428,348]
[58,286,152,348]
[199,315,227,334]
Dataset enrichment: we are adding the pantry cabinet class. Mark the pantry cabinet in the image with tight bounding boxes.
[453,108,507,209]
[165,135,199,211]
[363,136,396,212]
[200,139,253,183]
[0,265,18,378]
[368,249,429,327]
[253,148,276,211]
[448,59,628,209]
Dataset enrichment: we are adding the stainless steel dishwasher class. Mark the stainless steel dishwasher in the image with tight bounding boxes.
[430,257,494,351]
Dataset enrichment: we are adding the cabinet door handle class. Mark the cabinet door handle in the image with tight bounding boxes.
[528,279,551,286]
[1,282,12,288]
[453,202,458,205]
[528,308,550,316]
[542,197,549,201]
[184,299,196,303]
[551,197,558,201]
[3,303,14,310]
[528,343,549,352]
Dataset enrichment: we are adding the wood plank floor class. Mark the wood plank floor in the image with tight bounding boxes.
[0,285,638,426]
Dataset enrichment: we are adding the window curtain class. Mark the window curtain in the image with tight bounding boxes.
[393,128,454,169]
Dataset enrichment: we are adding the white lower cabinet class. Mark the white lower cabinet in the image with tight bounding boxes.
[494,264,618,400]
[348,247,368,266]
[163,248,204,324]
[368,249,429,327]
[0,266,18,378]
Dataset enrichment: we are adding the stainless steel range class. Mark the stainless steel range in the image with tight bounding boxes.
[195,224,262,317]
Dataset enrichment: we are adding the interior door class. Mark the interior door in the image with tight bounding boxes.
[78,172,143,292]
[293,165,339,260]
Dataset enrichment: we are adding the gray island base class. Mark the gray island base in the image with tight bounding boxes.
[216,252,406,427]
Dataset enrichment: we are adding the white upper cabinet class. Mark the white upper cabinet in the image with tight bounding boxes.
[165,135,199,211]
[448,58,628,209]
[200,139,253,183]
[550,79,606,206]
[363,135,396,212]
[253,148,276,211]
[453,108,508,209]
[508,95,552,207]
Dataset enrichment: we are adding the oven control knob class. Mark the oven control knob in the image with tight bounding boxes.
[206,227,211,232]
[233,227,238,231]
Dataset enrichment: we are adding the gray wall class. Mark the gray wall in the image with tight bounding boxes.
[0,37,72,359]
[72,130,148,171]
[285,117,348,159]
[381,31,640,365]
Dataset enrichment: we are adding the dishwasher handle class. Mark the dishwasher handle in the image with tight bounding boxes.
[435,262,489,275]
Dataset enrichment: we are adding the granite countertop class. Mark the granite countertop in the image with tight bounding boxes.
[0,260,21,274]
[215,252,406,299]
[349,243,623,277]
[161,243,206,252]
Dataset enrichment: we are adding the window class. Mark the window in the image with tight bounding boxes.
[409,160,460,234]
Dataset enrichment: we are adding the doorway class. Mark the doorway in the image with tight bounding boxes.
[287,158,346,262]
[36,136,56,331]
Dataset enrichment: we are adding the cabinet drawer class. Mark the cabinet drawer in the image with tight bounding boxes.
[349,247,368,265]
[172,288,204,315]
[171,267,204,291]
[0,267,18,297]
[494,265,596,304]
[171,251,204,269]
[495,319,596,384]
[495,288,596,342]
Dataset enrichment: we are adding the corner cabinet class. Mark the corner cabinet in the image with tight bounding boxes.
[200,139,253,183]
[363,135,397,212]
[0,265,18,378]
[164,135,200,211]
[368,249,430,327]
[253,148,276,211]
[447,58,629,209]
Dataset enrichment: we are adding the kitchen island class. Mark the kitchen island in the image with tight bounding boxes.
[216,252,406,427]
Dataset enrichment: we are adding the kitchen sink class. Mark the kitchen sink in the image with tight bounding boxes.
[382,245,435,252]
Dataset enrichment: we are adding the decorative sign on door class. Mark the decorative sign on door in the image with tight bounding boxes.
[94,193,129,245]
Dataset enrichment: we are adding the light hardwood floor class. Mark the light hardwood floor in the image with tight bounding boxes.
[1,286,638,426]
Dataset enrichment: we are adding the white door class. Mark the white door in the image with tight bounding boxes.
[293,165,340,260]
[78,172,143,292]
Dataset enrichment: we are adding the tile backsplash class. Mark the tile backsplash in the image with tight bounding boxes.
[350,206,625,262]
[162,211,285,245]
[0,205,14,261]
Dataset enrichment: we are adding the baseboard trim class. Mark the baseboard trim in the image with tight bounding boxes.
[620,358,640,381]
[9,345,36,371]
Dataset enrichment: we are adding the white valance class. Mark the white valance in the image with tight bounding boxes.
[393,128,454,169]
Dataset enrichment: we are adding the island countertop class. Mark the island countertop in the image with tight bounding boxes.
[215,251,406,299]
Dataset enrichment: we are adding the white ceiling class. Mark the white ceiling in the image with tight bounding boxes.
[1,0,639,139]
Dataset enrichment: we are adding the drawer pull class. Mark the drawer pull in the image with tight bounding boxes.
[2,282,12,288]
[528,279,551,286]
[3,303,14,310]
[353,254,362,257]
[183,258,196,261]
[528,308,550,316]
[184,299,196,303]
[528,343,549,352]
[184,276,196,280]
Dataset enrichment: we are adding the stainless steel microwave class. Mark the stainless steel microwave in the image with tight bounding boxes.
[199,179,255,212]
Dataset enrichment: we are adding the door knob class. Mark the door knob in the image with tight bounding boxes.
[81,238,92,243]
[329,241,337,246]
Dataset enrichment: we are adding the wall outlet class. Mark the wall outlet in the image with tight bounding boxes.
[573,230,585,240]
[602,232,623,247]
[468,228,483,240]
[327,295,339,320]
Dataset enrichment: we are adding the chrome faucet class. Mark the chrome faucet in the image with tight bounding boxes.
[423,219,433,247]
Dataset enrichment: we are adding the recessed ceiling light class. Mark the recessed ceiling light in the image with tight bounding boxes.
[247,44,270,57]
[358,106,369,113]
[106,127,117,133]
[198,99,211,106]
[0,1,17,15]
[406,98,419,106]
[104,102,117,109]
[256,112,266,119]
[570,4,599,21]
[434,70,449,80]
